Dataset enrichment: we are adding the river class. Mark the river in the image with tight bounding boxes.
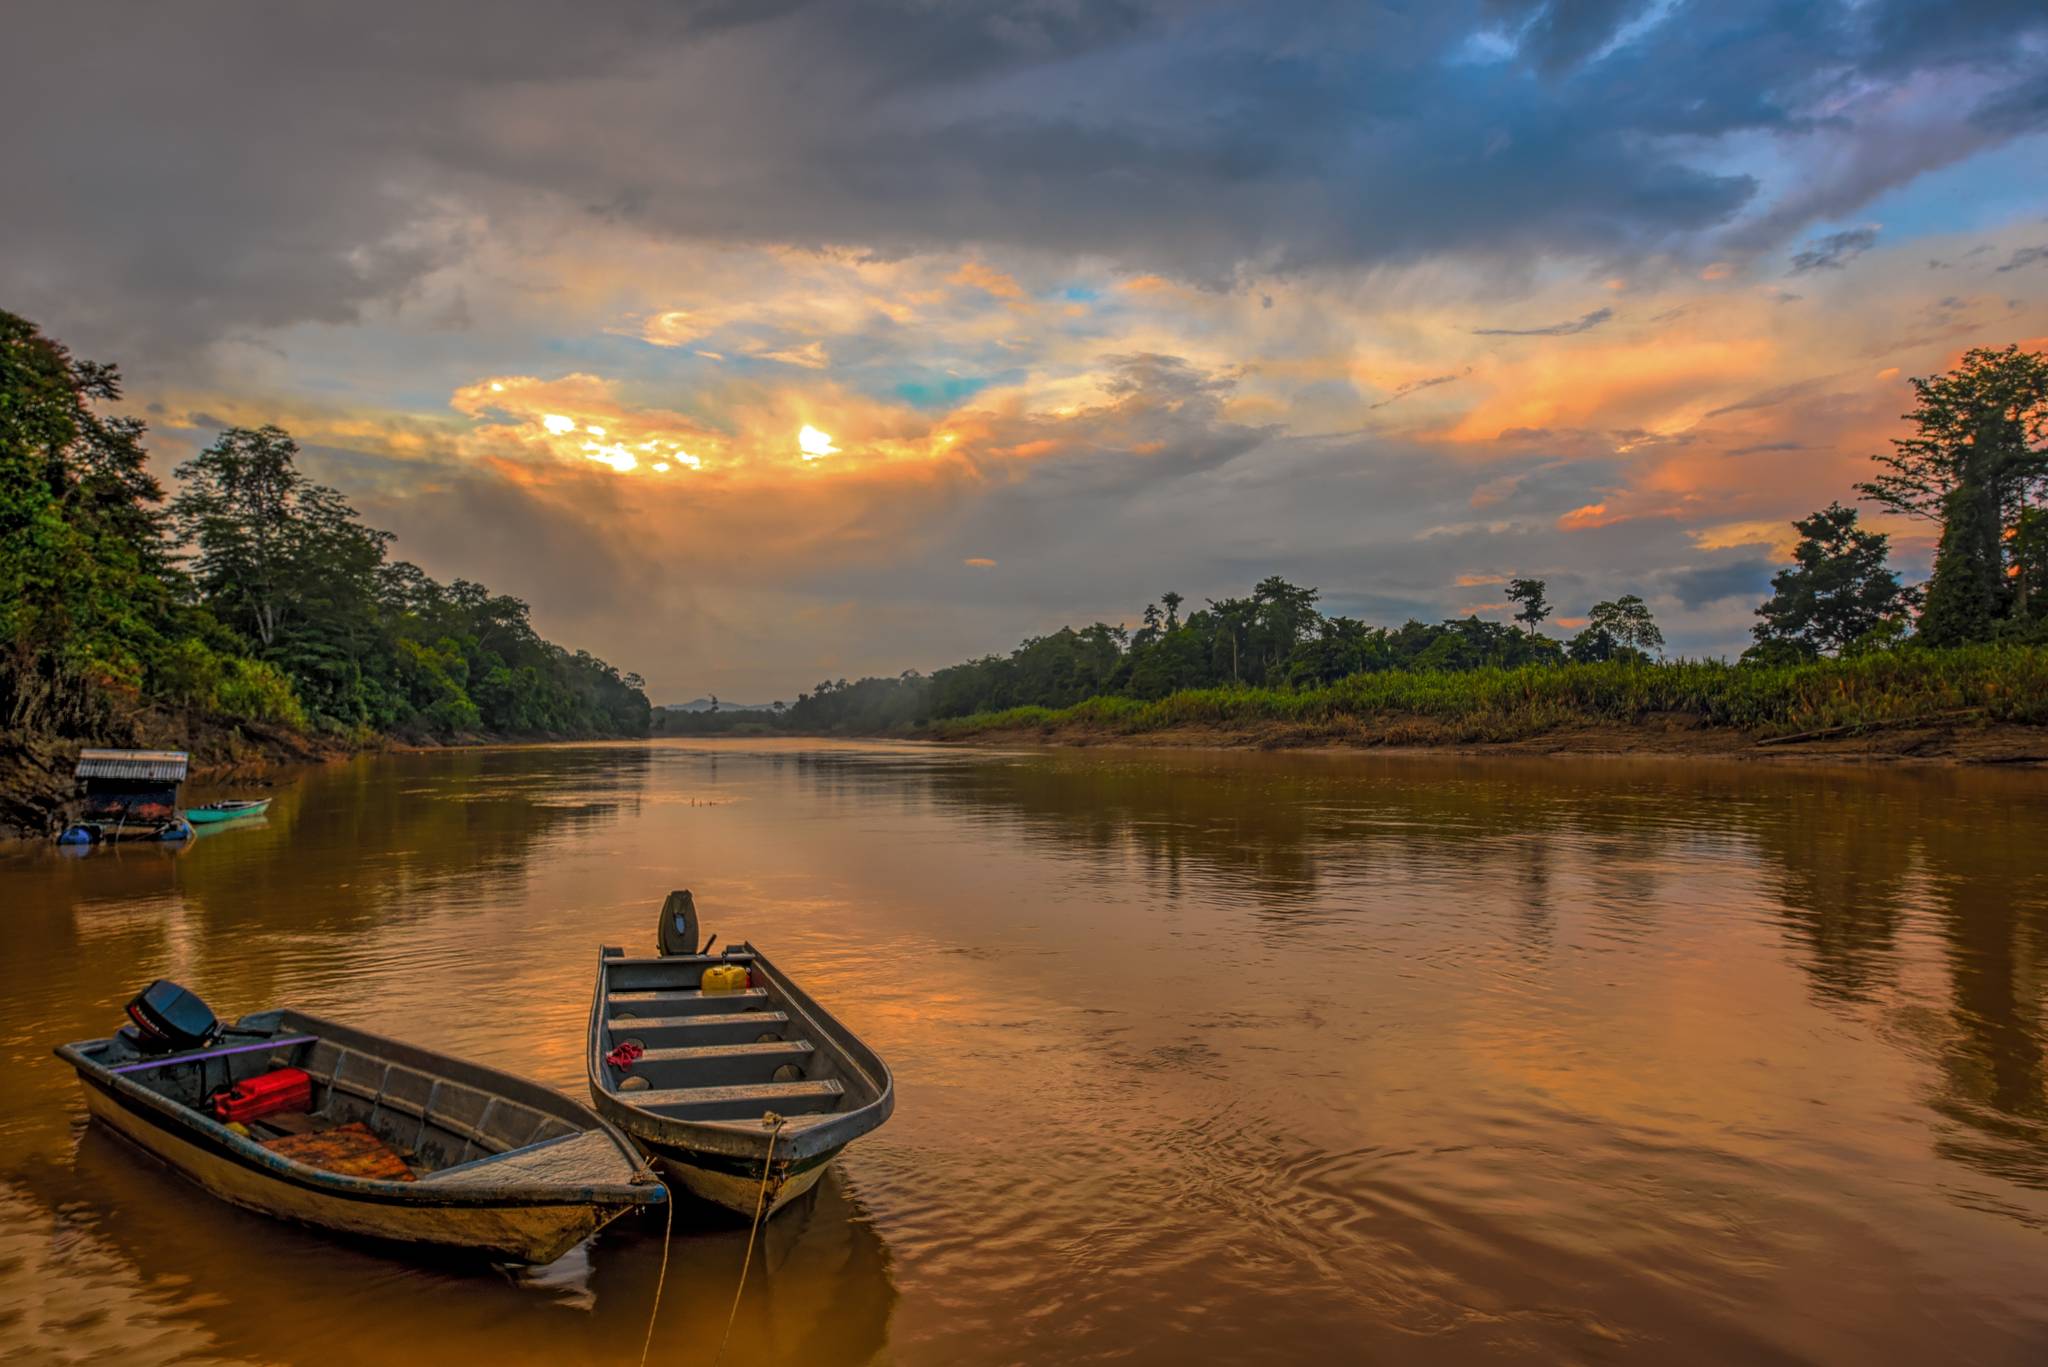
[3,740,2047,1364]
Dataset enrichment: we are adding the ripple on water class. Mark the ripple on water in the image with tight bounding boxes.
[4,743,2048,1363]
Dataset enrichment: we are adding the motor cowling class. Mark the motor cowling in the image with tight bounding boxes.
[657,889,701,957]
[124,979,220,1054]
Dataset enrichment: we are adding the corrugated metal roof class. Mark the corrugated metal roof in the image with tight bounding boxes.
[75,749,190,781]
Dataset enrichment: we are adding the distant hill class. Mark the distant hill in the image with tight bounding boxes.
[661,698,777,713]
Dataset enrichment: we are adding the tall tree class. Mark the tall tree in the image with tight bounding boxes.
[1506,578,1551,634]
[172,426,320,649]
[1160,590,1183,631]
[2013,508,2048,626]
[1752,503,1914,655]
[1587,595,1664,659]
[1857,346,2048,645]
[1,310,176,719]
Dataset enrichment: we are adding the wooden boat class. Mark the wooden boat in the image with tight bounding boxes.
[57,1002,665,1264]
[184,799,272,825]
[588,892,893,1218]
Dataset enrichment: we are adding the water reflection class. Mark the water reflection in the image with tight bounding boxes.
[8,1135,896,1366]
[6,741,2048,1363]
[888,748,2048,1199]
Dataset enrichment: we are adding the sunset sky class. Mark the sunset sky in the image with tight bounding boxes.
[6,2,2046,699]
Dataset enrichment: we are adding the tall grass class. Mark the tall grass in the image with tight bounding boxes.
[927,645,2048,743]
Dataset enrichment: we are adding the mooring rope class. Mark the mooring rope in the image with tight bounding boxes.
[636,1177,675,1367]
[713,1111,786,1367]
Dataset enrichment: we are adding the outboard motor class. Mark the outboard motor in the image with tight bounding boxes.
[122,979,220,1054]
[656,889,702,957]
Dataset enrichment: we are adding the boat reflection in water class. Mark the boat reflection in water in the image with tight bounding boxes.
[29,1126,897,1365]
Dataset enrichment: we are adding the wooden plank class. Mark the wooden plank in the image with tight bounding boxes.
[634,1079,844,1121]
[607,988,771,1016]
[263,1122,415,1181]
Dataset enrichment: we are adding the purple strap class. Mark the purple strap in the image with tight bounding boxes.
[109,1035,318,1075]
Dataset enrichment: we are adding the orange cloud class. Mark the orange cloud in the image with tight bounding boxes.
[963,557,997,567]
[951,260,1027,301]
[1558,502,1614,530]
[1454,572,1505,587]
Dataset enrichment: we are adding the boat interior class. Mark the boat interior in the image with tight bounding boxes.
[89,1020,599,1182]
[599,952,884,1129]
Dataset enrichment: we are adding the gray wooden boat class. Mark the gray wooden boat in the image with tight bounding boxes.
[588,892,893,1217]
[57,1005,665,1264]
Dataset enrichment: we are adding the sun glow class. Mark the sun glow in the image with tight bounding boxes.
[799,424,839,459]
[584,441,637,472]
[543,413,576,435]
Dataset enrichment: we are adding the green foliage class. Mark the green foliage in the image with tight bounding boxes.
[934,645,2048,742]
[213,657,309,727]
[1506,578,1551,632]
[0,310,649,746]
[771,576,1605,734]
[1858,345,2048,646]
[1753,502,1915,655]
[1586,594,1664,658]
[2,309,174,731]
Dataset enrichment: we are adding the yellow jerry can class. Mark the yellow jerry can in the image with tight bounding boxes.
[700,963,750,994]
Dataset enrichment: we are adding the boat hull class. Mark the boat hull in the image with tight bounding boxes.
[185,802,270,825]
[588,941,893,1223]
[77,1080,631,1264]
[634,1133,840,1217]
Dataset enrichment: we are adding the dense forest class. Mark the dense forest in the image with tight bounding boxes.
[1,309,651,771]
[663,344,2048,738]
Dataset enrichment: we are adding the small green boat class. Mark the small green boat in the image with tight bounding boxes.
[183,799,272,825]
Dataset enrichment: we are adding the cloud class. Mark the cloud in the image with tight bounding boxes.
[1370,372,1465,409]
[1788,228,1879,275]
[1472,308,1615,337]
[9,1,2047,364]
[4,0,2044,692]
[1662,558,1775,609]
[1996,245,2048,272]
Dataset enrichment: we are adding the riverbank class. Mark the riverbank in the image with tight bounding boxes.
[0,712,365,838]
[924,646,2048,766]
[933,712,2048,764]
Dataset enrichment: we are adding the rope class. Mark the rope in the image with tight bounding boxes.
[635,1181,675,1367]
[713,1111,786,1367]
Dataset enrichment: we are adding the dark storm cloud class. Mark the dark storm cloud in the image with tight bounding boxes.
[1787,228,1880,275]
[1472,308,1615,337]
[1662,559,1777,609]
[5,0,2046,360]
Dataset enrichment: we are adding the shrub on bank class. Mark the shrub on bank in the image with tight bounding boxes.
[927,644,2048,741]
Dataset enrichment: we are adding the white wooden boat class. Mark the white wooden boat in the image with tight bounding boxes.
[588,892,893,1217]
[57,1003,665,1263]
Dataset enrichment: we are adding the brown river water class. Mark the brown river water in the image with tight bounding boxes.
[3,740,2048,1365]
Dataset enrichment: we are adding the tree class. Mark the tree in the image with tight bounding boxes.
[1752,503,1914,655]
[1506,578,1551,634]
[1251,576,1320,679]
[1205,595,1256,683]
[1586,595,1664,659]
[1,309,184,725]
[2014,509,2048,626]
[1160,590,1183,631]
[1858,346,2048,645]
[172,426,328,649]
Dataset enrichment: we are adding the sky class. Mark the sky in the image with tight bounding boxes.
[5,1,2047,701]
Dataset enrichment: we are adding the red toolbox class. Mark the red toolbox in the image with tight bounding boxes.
[209,1067,314,1124]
